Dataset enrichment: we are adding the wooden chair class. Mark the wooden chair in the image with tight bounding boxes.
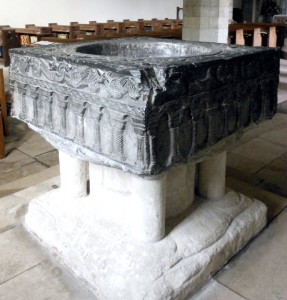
[0,68,9,159]
[229,23,281,48]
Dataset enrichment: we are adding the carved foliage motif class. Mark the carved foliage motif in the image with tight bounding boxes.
[10,54,143,100]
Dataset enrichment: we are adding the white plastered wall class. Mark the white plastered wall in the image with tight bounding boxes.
[1,0,183,27]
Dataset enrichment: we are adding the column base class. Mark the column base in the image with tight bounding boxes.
[25,189,266,299]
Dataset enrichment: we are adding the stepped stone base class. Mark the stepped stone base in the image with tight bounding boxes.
[25,189,267,299]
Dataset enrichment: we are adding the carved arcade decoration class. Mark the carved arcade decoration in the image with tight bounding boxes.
[10,38,280,175]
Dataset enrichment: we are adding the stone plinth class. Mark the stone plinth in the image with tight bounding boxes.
[9,38,279,298]
[25,187,266,299]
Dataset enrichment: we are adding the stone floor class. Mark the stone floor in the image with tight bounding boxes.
[0,117,59,198]
[1,84,287,298]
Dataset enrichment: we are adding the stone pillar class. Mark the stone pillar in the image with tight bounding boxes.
[89,163,167,243]
[130,173,167,242]
[59,151,88,198]
[166,163,196,218]
[88,163,102,197]
[183,0,233,43]
[198,151,226,200]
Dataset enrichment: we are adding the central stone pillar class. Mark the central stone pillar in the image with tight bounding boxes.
[89,163,167,242]
[183,0,233,43]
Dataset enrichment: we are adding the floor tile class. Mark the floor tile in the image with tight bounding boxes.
[4,122,31,145]
[3,128,24,145]
[231,138,287,164]
[189,280,245,300]
[13,176,60,200]
[227,152,265,174]
[4,140,23,154]
[0,189,22,200]
[271,112,287,127]
[257,181,287,199]
[260,126,287,147]
[217,207,287,300]
[226,177,287,221]
[0,176,60,232]
[226,167,263,186]
[0,149,35,172]
[237,119,278,145]
[0,195,31,232]
[3,133,35,150]
[35,150,59,167]
[21,129,46,143]
[0,260,95,300]
[13,121,29,132]
[0,162,47,186]
[0,166,60,198]
[0,227,45,285]
[256,159,287,192]
[17,139,55,157]
[7,117,21,127]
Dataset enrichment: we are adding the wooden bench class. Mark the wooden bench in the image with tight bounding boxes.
[48,23,80,39]
[1,19,183,64]
[122,20,144,34]
[13,26,52,45]
[44,19,182,42]
[229,22,286,48]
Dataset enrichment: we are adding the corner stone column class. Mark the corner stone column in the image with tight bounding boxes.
[130,173,167,243]
[166,163,196,218]
[198,151,226,200]
[183,0,233,43]
[59,151,88,198]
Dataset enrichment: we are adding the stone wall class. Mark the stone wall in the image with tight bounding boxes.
[183,0,233,43]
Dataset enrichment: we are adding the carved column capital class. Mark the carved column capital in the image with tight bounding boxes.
[89,105,103,120]
[58,94,69,108]
[30,86,40,100]
[17,82,28,95]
